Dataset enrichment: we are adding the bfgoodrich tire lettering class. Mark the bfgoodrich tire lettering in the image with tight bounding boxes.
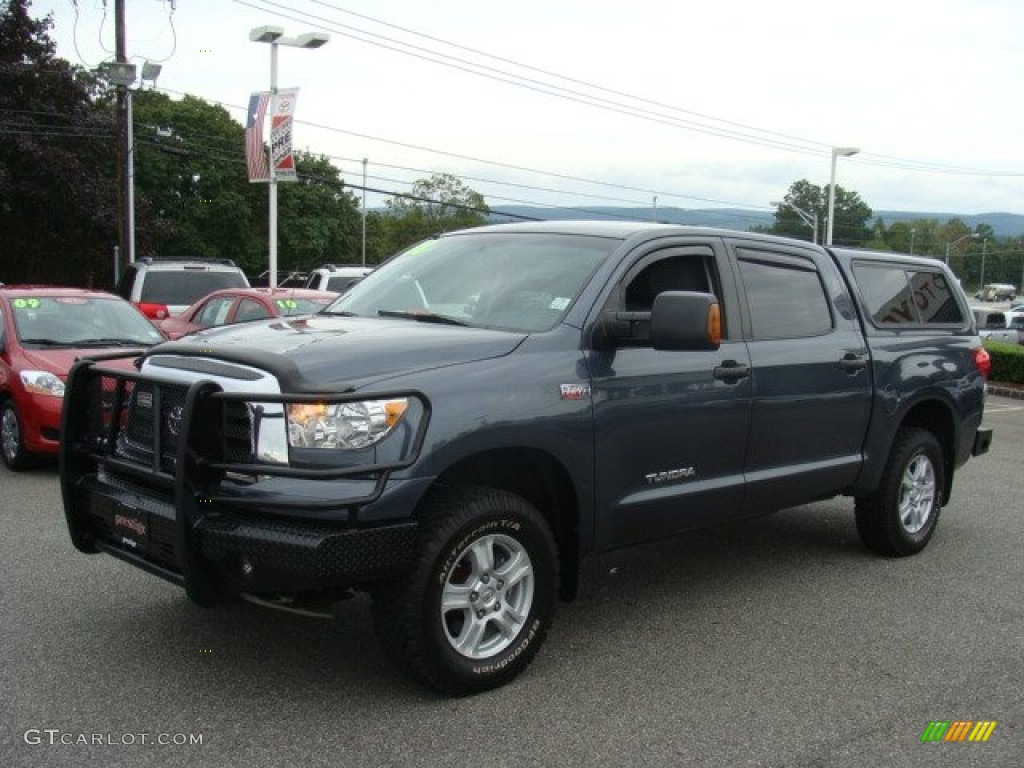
[372,486,558,695]
[855,427,944,557]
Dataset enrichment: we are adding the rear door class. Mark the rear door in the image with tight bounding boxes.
[589,239,752,549]
[727,240,872,514]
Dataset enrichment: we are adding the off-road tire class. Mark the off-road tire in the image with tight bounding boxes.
[372,486,558,695]
[855,427,944,557]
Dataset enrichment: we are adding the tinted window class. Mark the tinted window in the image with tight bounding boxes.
[737,254,831,338]
[853,264,964,326]
[326,276,363,293]
[140,271,248,305]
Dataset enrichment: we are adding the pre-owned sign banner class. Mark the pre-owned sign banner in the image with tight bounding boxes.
[271,87,300,181]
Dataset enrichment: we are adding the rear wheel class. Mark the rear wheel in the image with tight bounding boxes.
[1,401,34,471]
[372,486,558,695]
[855,427,944,556]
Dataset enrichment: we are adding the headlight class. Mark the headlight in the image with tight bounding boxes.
[286,398,408,450]
[20,370,65,397]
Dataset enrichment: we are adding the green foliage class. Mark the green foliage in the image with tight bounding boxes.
[0,0,118,286]
[383,173,489,253]
[770,179,872,246]
[985,341,1024,384]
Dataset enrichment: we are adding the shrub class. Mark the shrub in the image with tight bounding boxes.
[984,340,1024,383]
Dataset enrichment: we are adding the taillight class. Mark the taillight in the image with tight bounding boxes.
[137,302,169,320]
[972,346,991,379]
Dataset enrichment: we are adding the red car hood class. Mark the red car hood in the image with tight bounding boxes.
[18,347,146,379]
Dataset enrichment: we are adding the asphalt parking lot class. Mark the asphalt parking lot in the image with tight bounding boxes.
[2,395,1022,767]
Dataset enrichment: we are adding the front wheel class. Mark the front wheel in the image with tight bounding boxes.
[855,427,944,557]
[1,400,34,471]
[372,487,558,695]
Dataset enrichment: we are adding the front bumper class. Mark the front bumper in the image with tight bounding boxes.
[67,473,417,596]
[59,356,429,604]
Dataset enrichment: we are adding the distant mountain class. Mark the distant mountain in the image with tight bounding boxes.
[488,206,1024,239]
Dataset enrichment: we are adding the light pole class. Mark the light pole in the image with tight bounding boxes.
[944,233,979,266]
[979,238,988,292]
[771,200,819,244]
[826,146,859,246]
[909,227,916,256]
[361,158,368,267]
[250,26,329,288]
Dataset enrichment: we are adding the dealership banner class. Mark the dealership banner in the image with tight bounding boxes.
[270,87,300,181]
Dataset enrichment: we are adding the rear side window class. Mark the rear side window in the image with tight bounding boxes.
[736,252,832,339]
[853,264,964,326]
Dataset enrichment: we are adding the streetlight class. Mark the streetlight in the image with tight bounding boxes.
[826,146,859,246]
[771,200,819,244]
[979,238,988,292]
[249,25,329,288]
[944,233,979,265]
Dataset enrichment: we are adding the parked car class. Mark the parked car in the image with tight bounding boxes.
[973,283,1017,302]
[0,286,165,469]
[305,264,373,294]
[971,308,1017,344]
[158,287,338,340]
[117,257,250,320]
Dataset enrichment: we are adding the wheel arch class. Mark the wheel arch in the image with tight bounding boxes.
[424,447,581,601]
[899,398,957,505]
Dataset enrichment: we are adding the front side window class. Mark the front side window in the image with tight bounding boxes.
[853,264,964,326]
[235,299,272,323]
[194,297,234,327]
[737,252,832,339]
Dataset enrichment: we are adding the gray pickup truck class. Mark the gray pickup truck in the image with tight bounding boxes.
[60,222,993,694]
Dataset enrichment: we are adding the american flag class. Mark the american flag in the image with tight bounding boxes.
[245,91,270,181]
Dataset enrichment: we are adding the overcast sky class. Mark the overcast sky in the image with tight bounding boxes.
[34,0,1024,224]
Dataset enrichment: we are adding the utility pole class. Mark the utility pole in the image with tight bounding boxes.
[115,0,130,276]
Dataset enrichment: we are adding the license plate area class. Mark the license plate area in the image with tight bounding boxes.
[112,502,150,550]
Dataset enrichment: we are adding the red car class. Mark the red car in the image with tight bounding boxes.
[0,285,166,470]
[158,287,338,340]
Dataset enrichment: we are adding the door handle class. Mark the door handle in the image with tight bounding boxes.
[713,360,750,382]
[839,353,867,373]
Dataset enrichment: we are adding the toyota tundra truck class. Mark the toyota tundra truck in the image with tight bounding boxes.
[60,222,993,694]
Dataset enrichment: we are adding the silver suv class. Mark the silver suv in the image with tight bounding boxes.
[117,257,249,320]
[304,264,372,294]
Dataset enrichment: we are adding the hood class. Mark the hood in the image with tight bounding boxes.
[17,346,146,378]
[148,315,527,391]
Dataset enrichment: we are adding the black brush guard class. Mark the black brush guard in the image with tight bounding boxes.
[60,356,429,605]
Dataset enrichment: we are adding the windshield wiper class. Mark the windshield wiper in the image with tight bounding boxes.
[71,339,155,347]
[17,338,73,347]
[318,310,359,317]
[377,310,469,326]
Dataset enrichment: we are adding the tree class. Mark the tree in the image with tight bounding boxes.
[131,90,265,273]
[0,0,118,285]
[383,173,489,252]
[277,152,362,271]
[770,178,873,247]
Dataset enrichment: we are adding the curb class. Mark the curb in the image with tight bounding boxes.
[989,384,1024,400]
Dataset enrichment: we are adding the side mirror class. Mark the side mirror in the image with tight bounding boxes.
[650,291,721,351]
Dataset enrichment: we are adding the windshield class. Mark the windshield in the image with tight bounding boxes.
[140,271,248,305]
[11,296,165,346]
[326,233,617,332]
[275,297,334,315]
